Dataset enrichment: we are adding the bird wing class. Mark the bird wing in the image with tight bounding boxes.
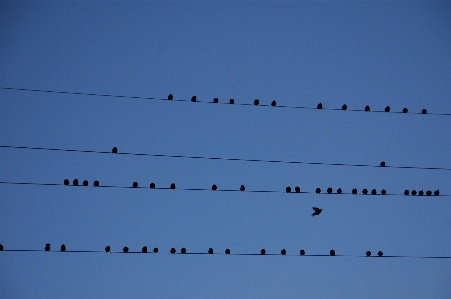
[312,207,319,212]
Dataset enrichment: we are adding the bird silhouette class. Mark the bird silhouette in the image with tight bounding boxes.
[45,243,51,251]
[64,179,69,185]
[153,248,158,253]
[181,248,187,254]
[208,248,214,254]
[327,187,332,194]
[150,182,156,189]
[330,249,335,256]
[212,184,217,191]
[362,189,368,195]
[342,104,347,110]
[300,249,305,256]
[403,108,408,113]
[281,249,287,255]
[105,246,111,253]
[123,247,129,253]
[0,244,3,251]
[365,105,370,112]
[352,188,357,195]
[191,96,197,102]
[93,180,99,187]
[422,109,427,114]
[286,186,291,193]
[60,244,66,252]
[380,161,386,167]
[170,248,176,254]
[315,188,321,194]
[229,99,234,104]
[260,249,266,255]
[213,98,219,103]
[371,189,377,195]
[295,186,301,193]
[378,251,383,257]
[337,188,342,194]
[411,190,417,196]
[133,182,138,188]
[73,179,78,186]
[317,103,322,109]
[112,147,118,154]
[170,183,176,189]
[142,246,147,253]
[434,190,440,196]
[312,207,322,217]
[254,99,259,106]
[271,100,276,107]
[366,251,371,257]
[83,180,88,186]
[419,190,424,196]
[225,249,231,255]
[381,189,387,195]
[404,190,409,196]
[168,94,173,100]
[240,185,245,191]
[385,106,390,112]
[426,190,432,196]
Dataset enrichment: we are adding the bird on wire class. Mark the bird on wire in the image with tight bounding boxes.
[312,207,322,217]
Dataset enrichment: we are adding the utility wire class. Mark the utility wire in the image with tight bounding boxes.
[1,145,450,171]
[2,87,450,116]
[0,181,447,197]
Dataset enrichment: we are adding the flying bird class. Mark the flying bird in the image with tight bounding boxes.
[311,207,322,217]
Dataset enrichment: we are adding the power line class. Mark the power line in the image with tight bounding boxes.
[2,87,450,116]
[2,145,450,171]
[0,181,446,197]
[1,246,449,259]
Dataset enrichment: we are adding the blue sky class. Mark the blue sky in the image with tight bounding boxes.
[1,1,450,298]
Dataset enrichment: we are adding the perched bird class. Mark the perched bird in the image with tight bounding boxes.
[191,96,197,102]
[73,179,79,186]
[260,249,266,255]
[362,189,368,195]
[123,247,129,253]
[419,190,424,196]
[168,94,173,100]
[342,104,347,110]
[240,185,245,191]
[271,100,276,107]
[366,251,371,257]
[403,108,408,113]
[0,244,3,251]
[380,161,386,167]
[170,183,176,189]
[365,105,370,112]
[434,190,440,196]
[170,248,176,254]
[371,189,377,195]
[150,182,156,189]
[421,109,427,114]
[105,246,111,253]
[254,99,259,106]
[208,248,214,254]
[426,190,432,196]
[352,188,358,195]
[229,99,235,104]
[181,248,187,254]
[93,180,99,187]
[225,249,231,255]
[213,98,219,103]
[317,103,322,109]
[378,251,383,257]
[112,147,118,154]
[300,249,305,256]
[295,186,301,193]
[286,186,291,193]
[312,207,322,217]
[411,190,417,196]
[381,189,387,195]
[133,182,138,188]
[327,187,333,194]
[83,180,88,186]
[153,248,158,253]
[337,188,342,194]
[404,190,409,196]
[64,179,69,186]
[330,249,336,256]
[385,106,390,112]
[60,244,66,252]
[142,246,147,253]
[212,184,217,191]
[281,249,286,255]
[45,243,51,251]
[315,188,321,194]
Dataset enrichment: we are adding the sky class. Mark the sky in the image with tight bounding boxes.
[1,1,450,298]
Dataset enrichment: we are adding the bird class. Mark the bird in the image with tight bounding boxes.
[73,179,79,186]
[60,244,66,252]
[337,188,342,194]
[327,187,332,194]
[403,108,408,113]
[170,248,176,254]
[83,180,88,186]
[142,246,147,253]
[281,249,286,255]
[260,249,266,255]
[366,251,371,257]
[419,190,424,196]
[352,188,357,195]
[365,105,370,112]
[315,188,321,194]
[434,190,440,196]
[317,103,322,109]
[208,248,214,254]
[404,190,409,196]
[385,106,390,112]
[229,99,235,104]
[153,248,158,253]
[254,99,259,106]
[411,190,417,196]
[150,182,156,189]
[295,186,301,193]
[240,185,245,191]
[312,207,322,217]
[181,248,187,254]
[123,247,129,253]
[170,183,176,189]
[168,94,173,100]
[381,189,387,195]
[212,184,217,191]
[213,97,219,103]
[112,147,118,154]
[45,243,51,251]
[426,190,432,196]
[300,249,305,256]
[191,96,197,102]
[330,249,336,256]
[422,109,427,114]
[380,161,386,167]
[132,182,138,188]
[64,179,69,185]
[362,189,368,195]
[378,251,383,257]
[225,249,231,255]
[0,244,3,251]
[371,189,377,195]
[271,100,276,107]
[93,180,99,187]
[342,104,347,110]
[105,246,111,253]
[286,186,291,193]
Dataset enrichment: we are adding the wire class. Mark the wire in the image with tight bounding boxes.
[0,181,447,197]
[1,145,450,171]
[1,248,450,259]
[2,87,450,116]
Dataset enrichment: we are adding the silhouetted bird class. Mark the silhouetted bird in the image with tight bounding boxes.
[295,186,301,193]
[213,98,219,103]
[312,207,322,217]
[366,251,371,257]
[153,248,158,253]
[208,248,214,254]
[404,190,409,196]
[150,182,156,189]
[381,189,387,195]
[362,189,368,195]
[371,189,377,195]
[378,251,383,257]
[385,106,390,112]
[73,179,78,186]
[168,94,173,100]
[365,105,370,112]
[342,104,347,110]
[0,244,3,251]
[271,100,276,107]
[281,249,286,255]
[254,99,259,106]
[64,179,69,185]
[434,190,440,196]
[142,246,147,253]
[133,182,138,188]
[240,185,245,191]
[83,180,88,186]
[327,187,332,194]
[380,161,386,167]
[170,183,176,189]
[225,249,231,255]
[260,249,266,255]
[170,248,176,254]
[426,190,432,196]
[94,180,99,187]
[181,248,187,254]
[105,246,111,253]
[60,244,66,252]
[411,190,417,196]
[419,190,424,196]
[352,188,357,195]
[212,184,217,191]
[422,109,427,114]
[112,147,118,154]
[229,99,234,104]
[317,103,322,109]
[286,186,291,193]
[403,108,408,113]
[315,188,321,194]
[123,247,129,253]
[300,249,305,256]
[337,188,342,194]
[45,243,51,251]
[191,96,197,102]
[330,249,335,256]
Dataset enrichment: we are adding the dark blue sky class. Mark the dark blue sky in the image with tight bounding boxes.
[1,1,450,298]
